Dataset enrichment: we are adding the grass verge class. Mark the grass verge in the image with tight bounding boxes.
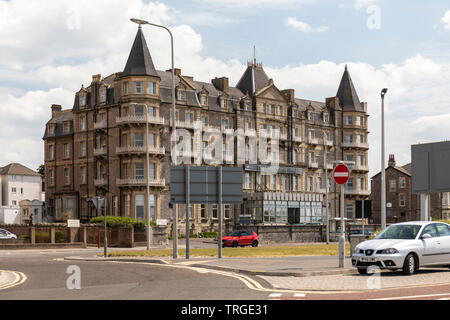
[105,243,351,258]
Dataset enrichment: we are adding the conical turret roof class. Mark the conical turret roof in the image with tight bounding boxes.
[122,26,159,78]
[336,66,363,112]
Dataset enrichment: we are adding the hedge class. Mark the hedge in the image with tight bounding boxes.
[89,216,156,230]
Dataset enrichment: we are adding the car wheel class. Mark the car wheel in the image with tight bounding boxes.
[252,240,258,247]
[402,253,417,275]
[232,241,238,248]
[357,268,367,275]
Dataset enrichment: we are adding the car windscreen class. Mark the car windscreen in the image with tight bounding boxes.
[226,231,241,237]
[375,224,422,240]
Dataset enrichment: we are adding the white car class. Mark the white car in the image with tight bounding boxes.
[0,228,17,239]
[352,221,450,275]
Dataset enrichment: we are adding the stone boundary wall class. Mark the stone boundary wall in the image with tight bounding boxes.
[235,225,325,243]
[0,224,168,248]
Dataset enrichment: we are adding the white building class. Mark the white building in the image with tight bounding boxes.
[0,163,44,224]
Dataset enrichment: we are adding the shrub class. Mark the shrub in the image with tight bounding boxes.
[35,232,50,243]
[55,230,66,243]
[89,216,156,230]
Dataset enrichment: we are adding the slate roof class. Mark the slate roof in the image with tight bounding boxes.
[295,98,326,112]
[236,63,271,96]
[0,163,41,176]
[336,66,364,112]
[371,163,412,179]
[43,110,73,139]
[121,27,159,78]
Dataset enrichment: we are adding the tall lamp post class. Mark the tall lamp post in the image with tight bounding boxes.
[131,18,178,258]
[381,88,388,231]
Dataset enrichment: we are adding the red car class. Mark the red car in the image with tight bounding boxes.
[222,230,259,248]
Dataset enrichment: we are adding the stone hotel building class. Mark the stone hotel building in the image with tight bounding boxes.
[43,26,370,233]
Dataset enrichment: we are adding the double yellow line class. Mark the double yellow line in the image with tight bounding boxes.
[0,270,27,291]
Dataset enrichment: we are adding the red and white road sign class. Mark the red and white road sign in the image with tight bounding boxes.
[333,164,350,185]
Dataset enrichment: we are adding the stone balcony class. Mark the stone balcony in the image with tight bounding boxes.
[116,145,165,156]
[308,137,319,145]
[176,120,195,129]
[93,146,107,157]
[345,188,371,196]
[351,165,370,172]
[93,121,107,130]
[116,115,165,126]
[116,178,166,188]
[94,178,107,187]
[342,141,369,149]
[308,161,319,169]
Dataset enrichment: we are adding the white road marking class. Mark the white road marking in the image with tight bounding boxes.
[104,260,308,296]
[371,292,450,300]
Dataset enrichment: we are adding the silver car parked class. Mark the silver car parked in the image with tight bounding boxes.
[0,228,17,239]
[352,221,450,275]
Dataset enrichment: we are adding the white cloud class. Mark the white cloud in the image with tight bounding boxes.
[286,17,328,33]
[196,0,317,9]
[354,0,381,10]
[441,10,450,30]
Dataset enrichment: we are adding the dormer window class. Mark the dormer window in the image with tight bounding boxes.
[100,89,106,102]
[200,95,207,106]
[323,113,329,123]
[48,124,55,135]
[135,81,143,94]
[63,122,71,134]
[80,94,86,106]
[220,99,226,109]
[244,102,250,111]
[308,112,313,121]
[177,90,184,101]
[148,82,156,95]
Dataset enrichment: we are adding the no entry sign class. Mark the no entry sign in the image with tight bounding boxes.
[333,164,350,185]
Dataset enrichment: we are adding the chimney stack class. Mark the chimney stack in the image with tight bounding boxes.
[92,74,101,82]
[51,104,62,118]
[388,154,396,167]
[212,77,229,92]
[281,89,295,102]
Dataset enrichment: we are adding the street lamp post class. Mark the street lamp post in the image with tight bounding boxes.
[130,18,178,258]
[381,88,388,231]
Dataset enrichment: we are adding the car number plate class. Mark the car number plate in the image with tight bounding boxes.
[361,257,376,262]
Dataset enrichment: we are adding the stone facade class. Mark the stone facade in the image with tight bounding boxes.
[43,27,370,233]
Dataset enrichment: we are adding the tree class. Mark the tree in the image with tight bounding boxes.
[37,164,45,191]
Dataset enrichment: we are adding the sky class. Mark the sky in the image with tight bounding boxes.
[1,0,450,181]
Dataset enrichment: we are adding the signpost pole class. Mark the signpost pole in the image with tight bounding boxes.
[218,167,223,259]
[324,141,329,245]
[185,166,190,259]
[362,200,365,238]
[339,184,345,268]
[103,198,107,258]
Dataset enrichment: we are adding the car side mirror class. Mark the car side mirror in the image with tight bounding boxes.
[421,233,432,240]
